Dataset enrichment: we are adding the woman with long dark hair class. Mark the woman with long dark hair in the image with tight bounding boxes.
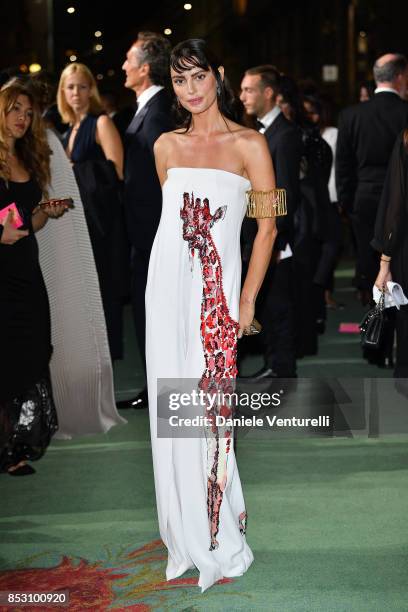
[145,39,280,591]
[0,81,68,475]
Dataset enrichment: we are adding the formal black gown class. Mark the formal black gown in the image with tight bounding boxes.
[63,114,128,361]
[0,178,58,470]
[372,132,408,377]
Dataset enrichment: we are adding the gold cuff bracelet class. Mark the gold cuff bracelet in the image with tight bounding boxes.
[246,188,287,218]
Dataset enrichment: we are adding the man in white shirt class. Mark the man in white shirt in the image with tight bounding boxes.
[119,32,174,409]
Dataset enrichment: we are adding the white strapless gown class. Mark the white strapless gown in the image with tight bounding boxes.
[145,168,254,592]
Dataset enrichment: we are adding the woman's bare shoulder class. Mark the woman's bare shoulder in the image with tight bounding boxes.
[154,131,174,151]
[232,125,267,155]
[96,114,112,128]
[154,129,184,148]
[226,120,261,143]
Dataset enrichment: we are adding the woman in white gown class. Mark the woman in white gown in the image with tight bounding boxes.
[146,39,279,591]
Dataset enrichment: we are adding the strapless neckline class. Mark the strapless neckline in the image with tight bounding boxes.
[166,167,251,187]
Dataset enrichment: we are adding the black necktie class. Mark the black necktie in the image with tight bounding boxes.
[256,119,265,131]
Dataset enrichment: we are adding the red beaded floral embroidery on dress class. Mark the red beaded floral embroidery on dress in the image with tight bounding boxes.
[180,192,240,551]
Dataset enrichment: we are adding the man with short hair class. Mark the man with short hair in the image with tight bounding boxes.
[240,65,302,379]
[336,53,408,303]
[119,32,174,409]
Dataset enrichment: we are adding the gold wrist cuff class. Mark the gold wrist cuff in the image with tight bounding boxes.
[246,188,287,218]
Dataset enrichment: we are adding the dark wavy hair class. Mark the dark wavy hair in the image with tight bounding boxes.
[170,39,236,129]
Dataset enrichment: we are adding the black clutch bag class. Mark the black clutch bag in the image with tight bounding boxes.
[359,291,385,349]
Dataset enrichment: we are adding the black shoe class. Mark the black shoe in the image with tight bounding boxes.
[244,366,277,380]
[116,387,148,410]
[8,464,36,476]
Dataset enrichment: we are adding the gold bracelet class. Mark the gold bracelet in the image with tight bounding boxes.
[246,188,287,218]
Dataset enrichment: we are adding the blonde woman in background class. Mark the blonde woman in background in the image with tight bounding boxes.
[25,73,126,438]
[57,63,128,361]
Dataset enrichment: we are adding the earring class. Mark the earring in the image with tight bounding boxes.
[216,84,221,96]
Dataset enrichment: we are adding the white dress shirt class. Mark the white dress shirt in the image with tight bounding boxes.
[374,86,401,97]
[136,85,164,115]
[258,106,281,133]
[322,126,338,203]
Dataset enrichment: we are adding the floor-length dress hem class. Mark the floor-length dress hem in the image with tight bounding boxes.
[146,168,254,592]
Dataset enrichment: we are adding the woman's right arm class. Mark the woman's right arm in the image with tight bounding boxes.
[153,133,171,186]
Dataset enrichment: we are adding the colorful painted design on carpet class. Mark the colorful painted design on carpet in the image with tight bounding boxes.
[180,192,241,551]
[0,540,234,611]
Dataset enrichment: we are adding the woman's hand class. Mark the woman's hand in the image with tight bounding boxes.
[42,203,68,219]
[36,199,70,219]
[0,210,29,245]
[375,261,392,291]
[31,200,70,232]
[237,298,255,339]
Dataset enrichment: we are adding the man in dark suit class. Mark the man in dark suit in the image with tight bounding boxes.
[119,32,174,409]
[336,53,408,302]
[240,65,302,378]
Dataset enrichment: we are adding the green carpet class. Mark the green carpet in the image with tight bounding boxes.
[1,418,408,610]
[1,264,407,610]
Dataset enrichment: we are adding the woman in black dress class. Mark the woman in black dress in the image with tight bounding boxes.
[372,131,408,380]
[57,63,127,361]
[0,81,69,475]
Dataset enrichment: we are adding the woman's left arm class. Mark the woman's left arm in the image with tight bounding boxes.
[239,132,278,338]
[96,115,124,179]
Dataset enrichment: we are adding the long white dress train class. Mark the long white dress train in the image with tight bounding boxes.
[146,168,254,592]
[37,130,125,438]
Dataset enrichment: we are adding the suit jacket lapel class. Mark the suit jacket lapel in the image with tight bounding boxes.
[126,105,149,135]
[264,112,285,139]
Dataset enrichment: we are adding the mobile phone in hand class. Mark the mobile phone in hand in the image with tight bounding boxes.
[39,197,74,209]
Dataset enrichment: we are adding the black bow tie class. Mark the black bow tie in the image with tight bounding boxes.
[256,119,265,131]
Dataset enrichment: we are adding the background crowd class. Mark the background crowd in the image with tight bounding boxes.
[1,33,407,475]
